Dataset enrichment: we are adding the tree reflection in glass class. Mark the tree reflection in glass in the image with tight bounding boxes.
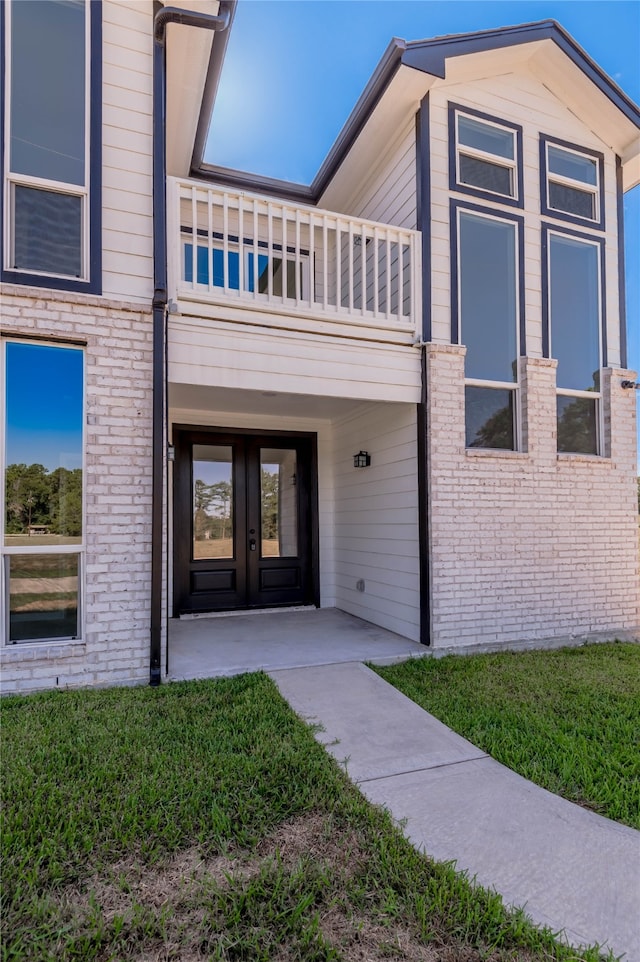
[4,343,83,546]
[192,445,233,560]
[4,342,83,642]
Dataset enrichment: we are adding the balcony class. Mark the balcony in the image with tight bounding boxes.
[167,178,422,340]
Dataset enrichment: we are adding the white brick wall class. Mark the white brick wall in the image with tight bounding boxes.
[1,285,155,692]
[425,344,640,648]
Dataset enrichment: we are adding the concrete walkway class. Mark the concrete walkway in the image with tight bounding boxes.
[270,661,640,961]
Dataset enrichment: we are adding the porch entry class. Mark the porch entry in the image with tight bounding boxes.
[173,429,318,615]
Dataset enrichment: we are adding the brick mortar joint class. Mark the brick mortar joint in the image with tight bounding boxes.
[425,343,466,357]
[0,284,153,316]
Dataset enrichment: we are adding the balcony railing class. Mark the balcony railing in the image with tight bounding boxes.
[168,178,422,334]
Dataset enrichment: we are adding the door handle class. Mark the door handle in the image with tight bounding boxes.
[249,538,256,551]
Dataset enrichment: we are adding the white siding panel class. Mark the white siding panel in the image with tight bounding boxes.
[332,404,420,641]
[346,120,417,230]
[101,1,154,303]
[169,319,422,403]
[103,1,150,35]
[103,125,152,157]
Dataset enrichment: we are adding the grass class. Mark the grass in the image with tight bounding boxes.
[1,674,617,961]
[375,642,640,829]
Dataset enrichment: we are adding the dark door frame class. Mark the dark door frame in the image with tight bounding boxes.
[172,424,320,616]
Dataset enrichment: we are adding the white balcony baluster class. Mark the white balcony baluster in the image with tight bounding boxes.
[171,178,421,336]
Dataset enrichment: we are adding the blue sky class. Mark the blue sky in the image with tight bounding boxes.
[5,343,83,472]
[206,0,640,453]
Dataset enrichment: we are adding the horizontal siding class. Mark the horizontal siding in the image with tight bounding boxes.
[169,318,422,403]
[429,69,621,363]
[101,0,154,303]
[332,403,420,641]
[346,120,417,230]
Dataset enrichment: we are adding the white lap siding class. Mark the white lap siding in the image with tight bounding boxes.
[102,0,154,304]
[331,403,420,642]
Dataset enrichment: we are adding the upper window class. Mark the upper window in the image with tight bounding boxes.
[2,0,101,292]
[449,103,523,208]
[451,201,525,451]
[540,136,605,230]
[2,340,84,644]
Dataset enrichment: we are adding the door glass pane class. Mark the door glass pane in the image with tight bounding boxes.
[261,449,298,558]
[5,343,83,547]
[8,553,79,642]
[550,235,600,391]
[11,0,86,185]
[247,254,299,298]
[459,212,517,382]
[192,445,233,560]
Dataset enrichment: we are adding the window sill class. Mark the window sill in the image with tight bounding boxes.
[465,447,528,458]
[557,453,611,465]
[1,638,86,659]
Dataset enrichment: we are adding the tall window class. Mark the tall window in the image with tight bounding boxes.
[2,0,100,291]
[2,341,84,644]
[543,228,604,455]
[540,136,604,230]
[452,203,523,450]
[449,103,523,208]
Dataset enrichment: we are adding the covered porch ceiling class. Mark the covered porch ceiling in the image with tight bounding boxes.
[169,382,390,420]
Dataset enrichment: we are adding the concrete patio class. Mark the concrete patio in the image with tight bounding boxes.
[167,607,427,681]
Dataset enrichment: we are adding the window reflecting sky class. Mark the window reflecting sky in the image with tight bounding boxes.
[5,343,83,471]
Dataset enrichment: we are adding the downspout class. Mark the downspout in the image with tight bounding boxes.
[150,4,230,686]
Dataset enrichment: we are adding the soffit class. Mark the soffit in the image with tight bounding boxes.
[164,0,220,178]
[529,42,640,187]
[169,382,367,420]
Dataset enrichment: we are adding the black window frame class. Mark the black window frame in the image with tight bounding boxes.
[450,199,526,451]
[541,221,606,456]
[0,0,102,294]
[1,336,86,646]
[540,135,605,232]
[448,102,524,210]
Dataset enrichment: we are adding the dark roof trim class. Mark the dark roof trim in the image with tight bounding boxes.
[197,163,315,203]
[402,20,640,127]
[191,0,238,172]
[311,37,405,196]
[193,19,640,204]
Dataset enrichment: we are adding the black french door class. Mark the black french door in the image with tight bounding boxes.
[173,429,318,615]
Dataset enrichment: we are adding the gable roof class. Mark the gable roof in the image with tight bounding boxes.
[193,18,640,198]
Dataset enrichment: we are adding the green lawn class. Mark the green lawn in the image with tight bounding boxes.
[0,673,617,961]
[375,642,640,829]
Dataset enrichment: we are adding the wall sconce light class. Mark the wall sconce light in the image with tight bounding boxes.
[353,451,371,468]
